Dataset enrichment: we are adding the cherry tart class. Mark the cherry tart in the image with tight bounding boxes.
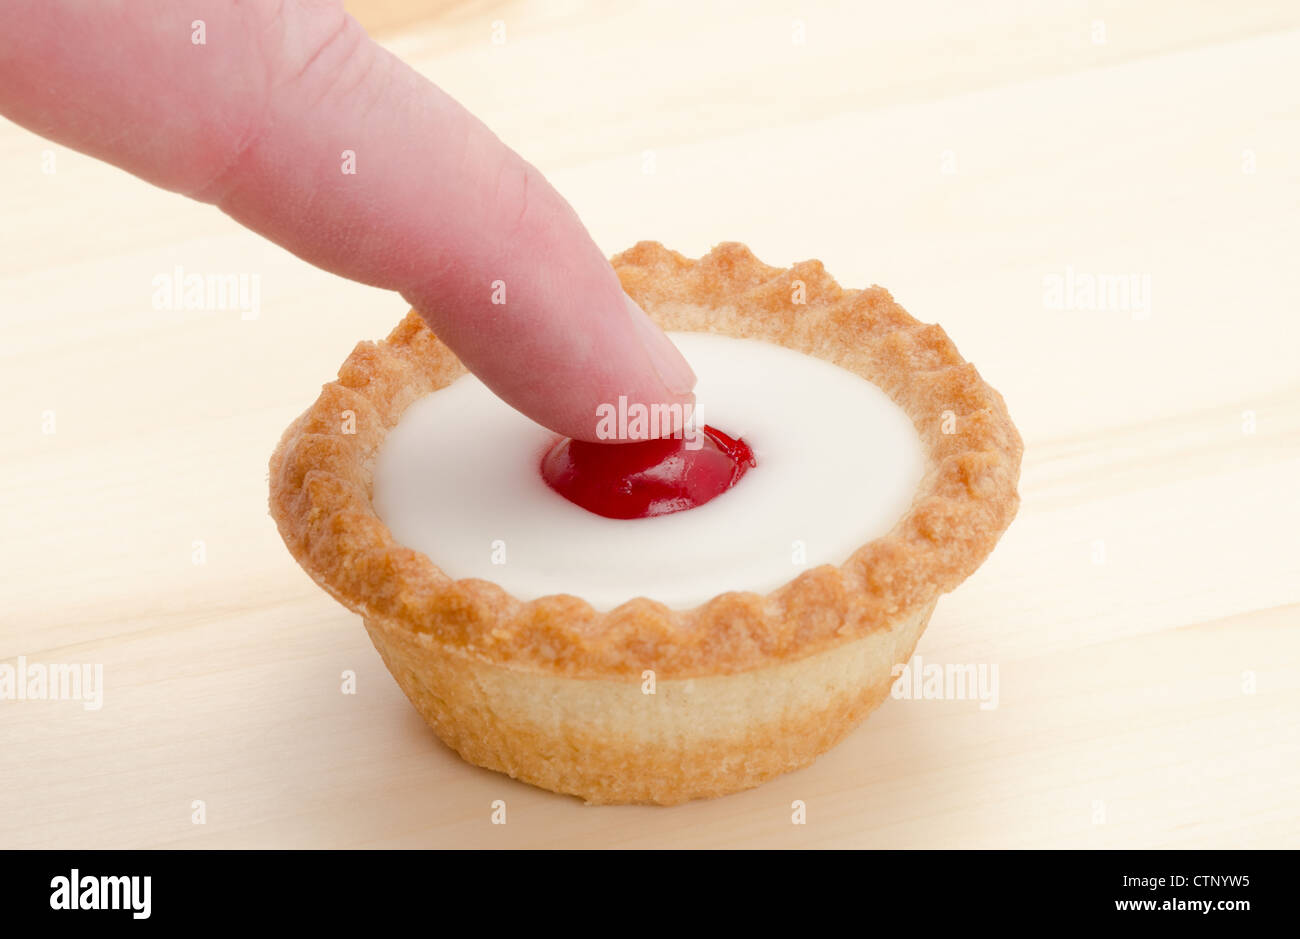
[268,242,1023,804]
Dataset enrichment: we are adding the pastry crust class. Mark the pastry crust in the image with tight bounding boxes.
[268,242,1022,803]
[363,599,937,805]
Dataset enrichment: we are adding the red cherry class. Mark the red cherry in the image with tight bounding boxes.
[540,425,757,520]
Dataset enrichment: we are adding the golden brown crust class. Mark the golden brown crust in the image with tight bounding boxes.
[268,242,1022,680]
[362,600,937,805]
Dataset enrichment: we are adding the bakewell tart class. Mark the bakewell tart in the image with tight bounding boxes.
[268,242,1023,805]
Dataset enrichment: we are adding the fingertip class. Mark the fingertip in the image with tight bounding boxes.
[559,308,698,444]
[621,294,697,396]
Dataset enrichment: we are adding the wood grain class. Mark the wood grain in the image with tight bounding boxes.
[1,0,1297,848]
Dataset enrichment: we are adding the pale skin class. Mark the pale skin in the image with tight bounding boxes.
[0,0,697,441]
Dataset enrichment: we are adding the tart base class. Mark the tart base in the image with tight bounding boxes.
[363,599,936,805]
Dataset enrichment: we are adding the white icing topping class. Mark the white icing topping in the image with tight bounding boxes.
[373,333,925,610]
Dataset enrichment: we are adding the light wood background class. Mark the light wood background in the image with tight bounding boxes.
[2,1,1297,848]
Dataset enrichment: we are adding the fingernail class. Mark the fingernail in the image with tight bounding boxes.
[624,294,697,395]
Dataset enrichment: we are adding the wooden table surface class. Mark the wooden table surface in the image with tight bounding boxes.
[2,1,1298,848]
